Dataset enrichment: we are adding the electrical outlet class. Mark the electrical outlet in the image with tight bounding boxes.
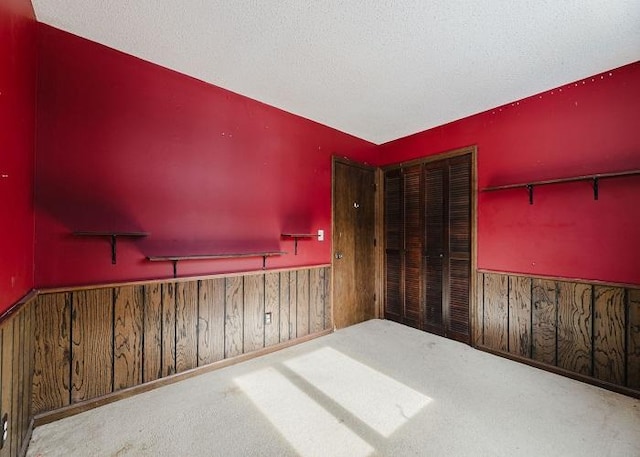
[264,312,272,324]
[1,413,8,449]
[317,229,324,241]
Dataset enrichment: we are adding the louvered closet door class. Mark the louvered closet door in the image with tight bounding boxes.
[423,155,471,342]
[384,170,403,322]
[383,166,422,328]
[403,165,423,328]
[446,155,471,343]
[423,162,446,336]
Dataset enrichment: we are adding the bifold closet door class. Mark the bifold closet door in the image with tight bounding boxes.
[383,165,422,329]
[423,155,471,342]
[384,153,471,343]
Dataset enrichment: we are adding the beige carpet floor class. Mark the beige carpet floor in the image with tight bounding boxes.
[27,319,640,457]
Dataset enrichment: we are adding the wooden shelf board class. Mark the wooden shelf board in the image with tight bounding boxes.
[73,231,149,237]
[147,251,287,262]
[482,169,640,192]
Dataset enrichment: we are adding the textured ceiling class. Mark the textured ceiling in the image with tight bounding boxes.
[31,1,640,144]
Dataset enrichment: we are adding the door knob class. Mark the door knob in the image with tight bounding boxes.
[335,253,344,259]
[439,253,444,258]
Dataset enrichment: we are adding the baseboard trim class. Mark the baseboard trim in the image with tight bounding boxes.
[475,344,640,399]
[18,418,34,457]
[34,328,333,427]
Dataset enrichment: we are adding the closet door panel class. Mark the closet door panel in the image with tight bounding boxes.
[384,170,403,321]
[403,166,423,328]
[447,156,471,342]
[424,165,445,334]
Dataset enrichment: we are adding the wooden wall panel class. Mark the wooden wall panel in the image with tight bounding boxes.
[289,272,298,338]
[628,289,640,389]
[279,271,291,342]
[143,284,162,383]
[593,286,625,384]
[243,274,265,353]
[310,268,325,334]
[556,282,592,375]
[474,272,484,346]
[225,276,244,358]
[10,314,22,456]
[483,274,508,351]
[176,281,198,373]
[32,293,71,413]
[161,283,176,377]
[509,276,532,358]
[324,267,332,330]
[198,278,225,366]
[1,323,13,457]
[71,289,113,403]
[113,286,143,390]
[28,266,331,418]
[296,269,310,337]
[264,273,281,347]
[532,279,557,365]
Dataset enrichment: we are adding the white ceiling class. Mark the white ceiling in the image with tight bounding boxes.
[31,1,640,145]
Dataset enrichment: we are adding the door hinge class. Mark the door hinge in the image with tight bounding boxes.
[373,238,377,247]
[372,183,377,192]
[374,293,377,302]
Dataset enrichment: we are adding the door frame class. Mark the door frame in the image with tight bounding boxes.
[380,145,478,344]
[331,156,384,328]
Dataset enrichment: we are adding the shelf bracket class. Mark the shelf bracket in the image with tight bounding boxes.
[526,184,534,205]
[262,255,267,270]
[592,177,599,200]
[293,238,299,255]
[172,260,178,278]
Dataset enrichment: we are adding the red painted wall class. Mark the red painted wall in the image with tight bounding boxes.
[377,61,640,285]
[0,0,37,312]
[35,25,375,288]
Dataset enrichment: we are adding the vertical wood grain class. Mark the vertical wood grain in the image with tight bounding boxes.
[225,276,244,358]
[161,283,176,377]
[243,274,265,353]
[509,276,532,358]
[71,289,113,403]
[324,267,332,330]
[198,278,225,366]
[628,289,640,389]
[279,271,291,342]
[10,313,22,457]
[483,274,508,351]
[474,272,484,347]
[309,268,325,334]
[296,269,310,337]
[32,293,71,413]
[264,273,281,347]
[113,286,143,390]
[143,284,162,383]
[593,286,625,385]
[176,281,198,372]
[1,322,13,457]
[289,272,298,339]
[557,282,592,376]
[532,279,557,365]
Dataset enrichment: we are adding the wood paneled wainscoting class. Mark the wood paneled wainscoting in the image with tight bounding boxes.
[476,270,640,397]
[31,266,331,423]
[0,293,37,457]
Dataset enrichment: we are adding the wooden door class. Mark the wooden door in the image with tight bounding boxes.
[423,154,471,342]
[384,166,422,329]
[333,159,377,329]
[383,152,472,343]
